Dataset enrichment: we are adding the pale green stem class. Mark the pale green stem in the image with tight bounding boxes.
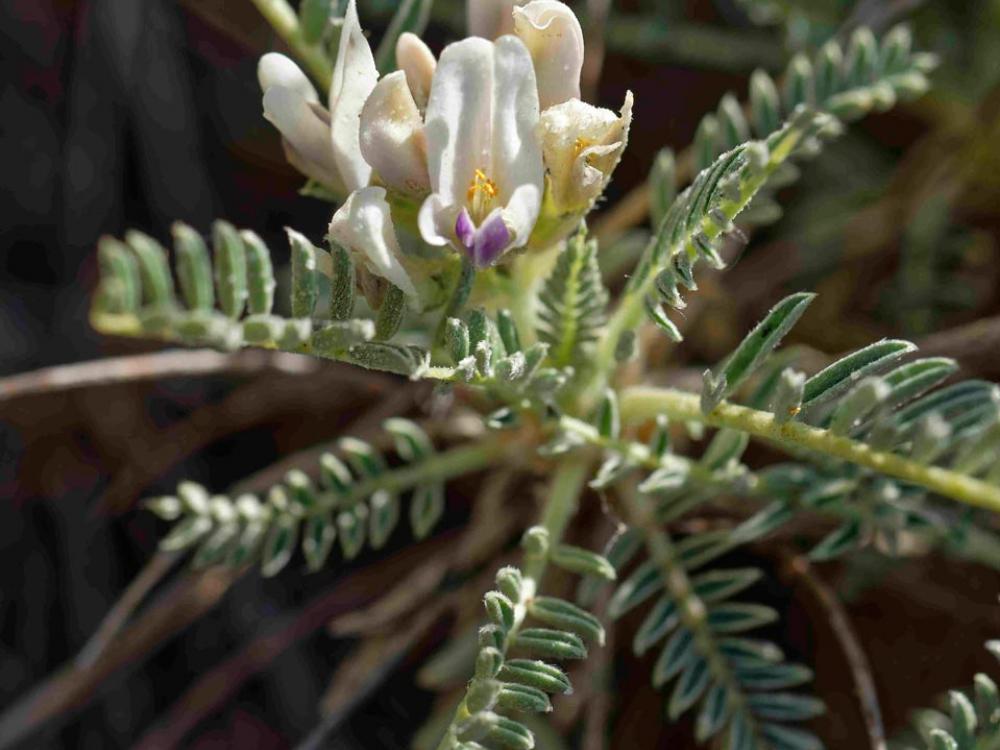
[313,433,519,514]
[620,386,1000,513]
[248,0,334,90]
[559,415,1000,572]
[434,455,590,750]
[579,125,808,408]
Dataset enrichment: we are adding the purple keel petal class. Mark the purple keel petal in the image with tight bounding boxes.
[472,212,511,267]
[455,208,476,250]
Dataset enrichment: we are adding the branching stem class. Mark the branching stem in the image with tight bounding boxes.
[433,455,591,750]
[620,386,1000,513]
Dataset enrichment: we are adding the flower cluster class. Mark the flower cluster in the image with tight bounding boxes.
[258,0,632,303]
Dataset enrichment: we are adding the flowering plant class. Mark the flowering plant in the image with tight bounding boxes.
[58,0,1000,748]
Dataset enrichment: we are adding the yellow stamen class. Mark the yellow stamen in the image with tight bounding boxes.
[573,137,594,159]
[467,168,498,221]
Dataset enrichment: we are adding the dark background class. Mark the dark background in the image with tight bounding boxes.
[2,0,1000,748]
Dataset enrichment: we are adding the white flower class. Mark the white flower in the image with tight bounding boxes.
[395,32,436,111]
[539,92,634,214]
[417,36,544,268]
[328,187,418,297]
[258,0,378,195]
[512,0,584,110]
[360,71,431,198]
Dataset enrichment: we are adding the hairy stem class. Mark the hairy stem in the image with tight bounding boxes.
[580,122,812,407]
[620,386,1000,513]
[247,0,334,89]
[314,433,520,515]
[434,455,590,750]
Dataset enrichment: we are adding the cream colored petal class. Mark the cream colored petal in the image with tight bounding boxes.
[513,0,583,110]
[422,36,494,211]
[328,0,378,192]
[262,86,343,192]
[490,34,543,247]
[258,53,319,104]
[328,187,417,297]
[395,32,436,110]
[360,71,431,198]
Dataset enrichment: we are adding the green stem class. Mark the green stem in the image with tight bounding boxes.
[559,415,1000,572]
[317,434,517,514]
[434,455,590,750]
[435,257,476,349]
[579,121,812,409]
[620,386,1000,513]
[248,0,334,90]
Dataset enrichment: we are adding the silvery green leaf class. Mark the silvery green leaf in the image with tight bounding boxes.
[749,69,780,136]
[239,230,276,315]
[800,339,916,420]
[229,516,268,567]
[949,691,977,748]
[320,452,353,494]
[810,519,863,561]
[653,627,695,687]
[368,490,400,549]
[160,516,212,552]
[735,662,813,690]
[550,544,616,581]
[97,237,140,312]
[172,223,214,311]
[746,693,824,722]
[495,566,523,602]
[707,603,778,634]
[608,560,663,619]
[303,513,336,571]
[633,596,679,655]
[696,683,731,741]
[212,221,247,318]
[337,504,368,559]
[484,591,516,631]
[499,660,571,695]
[513,628,587,660]
[192,522,239,568]
[496,309,521,354]
[339,437,386,478]
[497,683,551,714]
[375,284,405,341]
[714,292,815,401]
[691,568,762,603]
[645,296,683,342]
[410,483,445,539]
[126,230,174,306]
[260,513,298,577]
[327,241,356,320]
[528,597,605,645]
[668,656,711,719]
